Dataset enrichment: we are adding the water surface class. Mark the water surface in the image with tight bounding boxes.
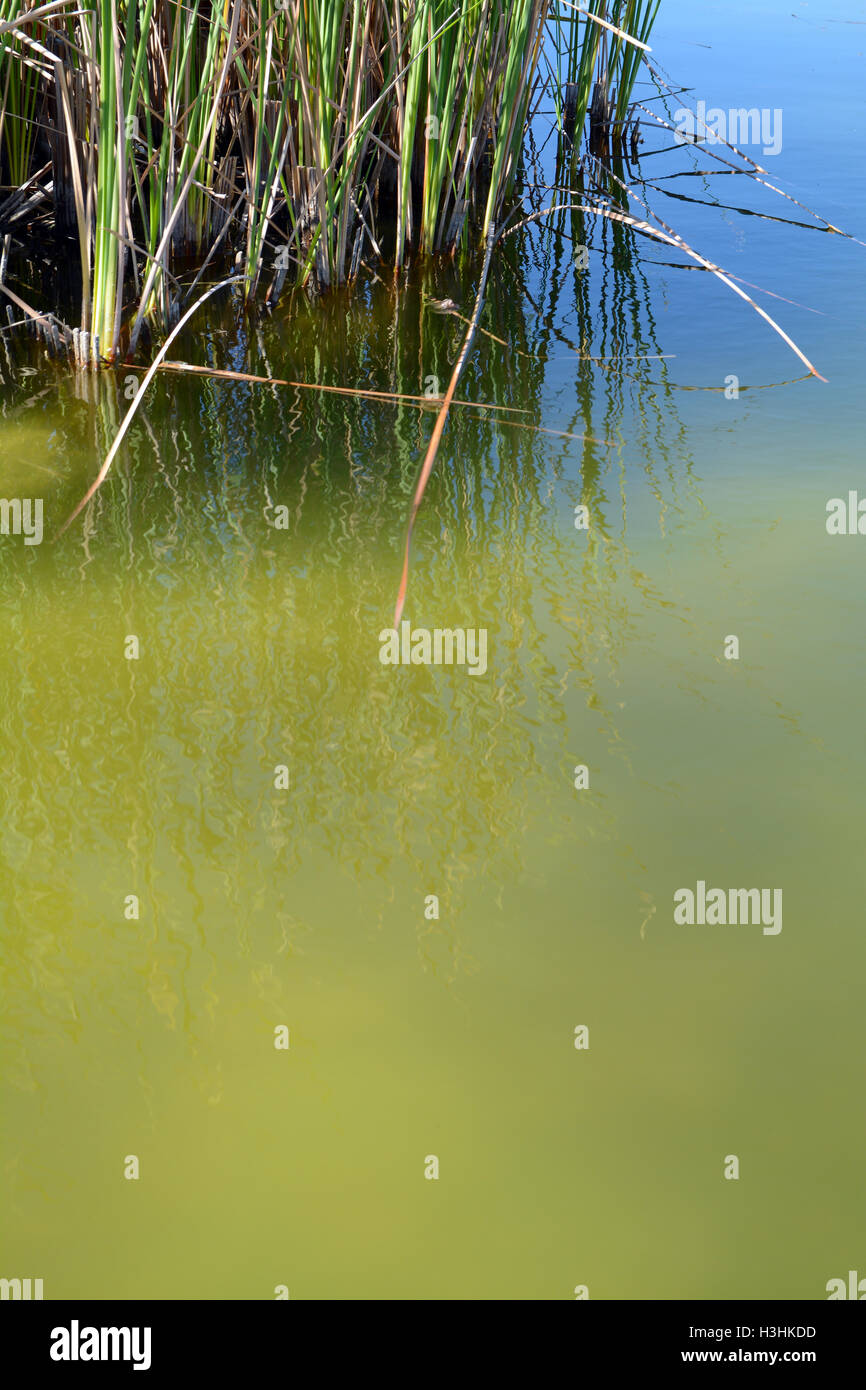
[1,0,864,1299]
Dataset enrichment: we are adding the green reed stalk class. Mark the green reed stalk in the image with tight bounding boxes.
[90,0,120,359]
[0,2,40,186]
[606,1,661,124]
[481,0,548,240]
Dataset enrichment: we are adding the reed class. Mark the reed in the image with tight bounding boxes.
[0,1,40,187]
[556,0,659,144]
[0,0,659,363]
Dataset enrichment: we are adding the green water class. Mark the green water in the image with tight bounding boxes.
[2,2,865,1300]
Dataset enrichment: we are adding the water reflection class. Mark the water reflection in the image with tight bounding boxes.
[0,230,715,1071]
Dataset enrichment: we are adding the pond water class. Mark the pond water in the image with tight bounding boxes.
[1,0,864,1299]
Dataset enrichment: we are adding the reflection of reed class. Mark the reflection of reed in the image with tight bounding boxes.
[0,206,731,1079]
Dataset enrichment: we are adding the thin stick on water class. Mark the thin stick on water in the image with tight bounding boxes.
[392,223,498,627]
[118,360,532,414]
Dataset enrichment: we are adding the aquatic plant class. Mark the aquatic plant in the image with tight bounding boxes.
[0,1,658,362]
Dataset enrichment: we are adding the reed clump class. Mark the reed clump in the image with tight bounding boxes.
[0,1,658,364]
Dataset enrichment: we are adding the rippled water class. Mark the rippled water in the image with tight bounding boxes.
[1,0,865,1299]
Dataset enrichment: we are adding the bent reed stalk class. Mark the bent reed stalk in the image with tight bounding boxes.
[0,0,657,364]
